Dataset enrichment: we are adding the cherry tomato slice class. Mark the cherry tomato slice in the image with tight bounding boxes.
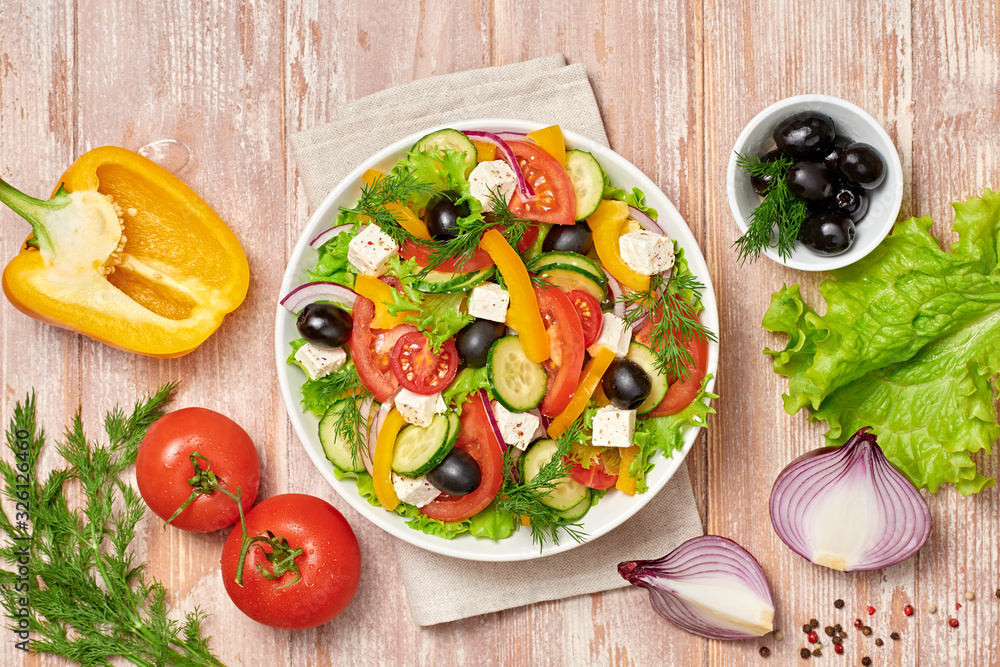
[635,306,710,416]
[536,285,585,417]
[400,225,540,271]
[566,455,618,490]
[566,289,602,348]
[390,331,459,394]
[507,141,576,225]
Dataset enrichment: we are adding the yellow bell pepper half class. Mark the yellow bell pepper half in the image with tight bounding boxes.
[527,125,566,166]
[588,199,650,292]
[616,446,640,495]
[547,347,616,438]
[0,146,249,358]
[373,408,405,511]
[353,274,415,329]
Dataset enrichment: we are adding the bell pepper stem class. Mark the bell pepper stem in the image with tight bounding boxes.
[0,178,70,249]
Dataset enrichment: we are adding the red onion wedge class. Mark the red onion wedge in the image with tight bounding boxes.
[280,281,357,313]
[495,131,530,143]
[479,389,507,454]
[363,401,393,476]
[619,536,775,640]
[462,131,534,199]
[628,206,665,235]
[769,427,931,572]
[309,224,354,249]
[357,397,375,474]
[601,267,625,319]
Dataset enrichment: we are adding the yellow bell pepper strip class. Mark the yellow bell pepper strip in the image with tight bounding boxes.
[373,407,405,511]
[361,169,430,239]
[616,445,640,495]
[472,140,497,162]
[588,199,650,292]
[479,229,550,363]
[353,274,416,329]
[547,347,616,438]
[0,146,248,358]
[527,125,566,166]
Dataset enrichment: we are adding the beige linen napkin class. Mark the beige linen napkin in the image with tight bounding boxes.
[289,54,704,626]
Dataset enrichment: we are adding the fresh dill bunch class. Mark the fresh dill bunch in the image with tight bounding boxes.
[494,418,588,548]
[342,171,441,246]
[0,384,227,666]
[733,151,808,262]
[617,269,717,379]
[318,364,372,462]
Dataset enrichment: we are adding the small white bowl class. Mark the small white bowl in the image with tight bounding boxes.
[726,94,903,272]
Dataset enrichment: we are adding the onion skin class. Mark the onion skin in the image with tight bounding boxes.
[769,427,932,572]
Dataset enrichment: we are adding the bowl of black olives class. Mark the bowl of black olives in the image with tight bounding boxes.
[726,95,903,271]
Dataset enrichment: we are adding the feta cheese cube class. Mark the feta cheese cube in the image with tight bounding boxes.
[347,223,397,277]
[619,230,675,276]
[467,283,510,323]
[391,473,442,508]
[294,343,346,380]
[395,389,446,427]
[468,160,517,212]
[591,406,636,448]
[587,312,631,357]
[491,401,541,451]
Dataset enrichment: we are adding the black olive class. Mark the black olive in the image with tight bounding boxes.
[427,448,481,496]
[296,302,353,349]
[826,183,869,222]
[425,195,471,240]
[601,358,652,410]
[821,135,854,172]
[750,149,784,196]
[542,222,593,254]
[785,161,837,201]
[799,210,855,255]
[838,142,886,190]
[455,319,506,368]
[773,111,836,158]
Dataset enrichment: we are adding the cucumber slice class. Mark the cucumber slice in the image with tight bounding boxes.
[391,413,457,476]
[559,492,593,521]
[539,267,605,301]
[564,150,604,220]
[487,336,547,411]
[626,342,668,415]
[319,399,367,473]
[413,266,494,293]
[412,129,477,177]
[533,251,606,285]
[520,439,590,511]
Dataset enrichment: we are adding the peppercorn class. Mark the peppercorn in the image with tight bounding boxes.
[965,591,975,601]
[808,631,818,643]
[834,623,843,633]
[775,631,784,641]
[832,635,842,646]
[867,605,876,615]
[800,647,812,659]
[862,658,872,666]
[813,649,823,657]
[854,619,863,629]
[809,618,819,628]
[995,588,1000,599]
[861,626,872,636]
[834,598,845,609]
[834,644,844,655]
[802,624,812,634]
[824,626,835,637]
[925,603,937,614]
[839,630,847,638]
[874,638,884,647]
[949,618,959,628]
[890,632,900,641]
[904,604,914,616]
[759,646,771,657]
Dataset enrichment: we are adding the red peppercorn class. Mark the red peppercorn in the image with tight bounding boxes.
[808,631,818,643]
[854,619,863,629]
[955,602,962,610]
[904,604,914,616]
[949,618,959,628]
[867,605,876,615]
[834,644,844,655]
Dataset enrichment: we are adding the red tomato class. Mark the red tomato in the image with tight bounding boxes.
[566,289,602,348]
[220,494,360,630]
[566,456,618,490]
[350,295,418,401]
[536,285,585,417]
[507,141,576,225]
[400,225,540,271]
[420,395,503,522]
[636,308,710,416]
[390,331,459,394]
[136,408,259,533]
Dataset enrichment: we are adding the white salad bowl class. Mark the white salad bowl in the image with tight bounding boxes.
[726,94,903,272]
[276,119,719,561]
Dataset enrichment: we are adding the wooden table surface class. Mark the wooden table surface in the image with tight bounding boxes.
[3,1,999,665]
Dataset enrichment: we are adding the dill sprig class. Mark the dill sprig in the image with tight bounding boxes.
[0,384,226,666]
[733,151,808,262]
[342,171,441,246]
[495,418,588,548]
[617,269,717,378]
[317,364,372,462]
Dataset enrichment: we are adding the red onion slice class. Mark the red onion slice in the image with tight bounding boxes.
[280,282,357,313]
[462,130,534,199]
[309,224,354,249]
[601,267,625,319]
[362,401,393,476]
[479,389,507,454]
[769,427,932,572]
[628,206,665,235]
[495,131,530,143]
[619,536,775,640]
[356,397,375,474]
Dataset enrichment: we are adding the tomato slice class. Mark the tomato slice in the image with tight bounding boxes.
[420,395,503,522]
[635,307,710,416]
[400,225,540,271]
[350,296,418,401]
[536,285,585,417]
[507,141,576,225]
[566,455,618,490]
[566,290,602,348]
[390,331,459,394]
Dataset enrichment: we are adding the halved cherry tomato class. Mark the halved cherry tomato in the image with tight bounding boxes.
[421,395,503,522]
[350,295,417,401]
[566,455,618,490]
[536,285,585,417]
[507,140,576,225]
[400,225,540,271]
[390,331,459,394]
[566,289,602,348]
[636,306,710,416]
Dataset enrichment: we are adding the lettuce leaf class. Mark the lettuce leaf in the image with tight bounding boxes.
[468,502,518,540]
[602,169,659,220]
[763,189,1000,494]
[442,366,490,411]
[308,211,359,288]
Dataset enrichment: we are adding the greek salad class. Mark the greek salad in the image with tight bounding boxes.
[280,125,716,545]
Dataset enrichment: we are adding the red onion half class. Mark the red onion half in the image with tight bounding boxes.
[462,131,534,199]
[769,427,931,572]
[619,536,775,640]
[280,282,357,313]
[479,389,507,454]
[628,206,665,235]
[309,224,354,249]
